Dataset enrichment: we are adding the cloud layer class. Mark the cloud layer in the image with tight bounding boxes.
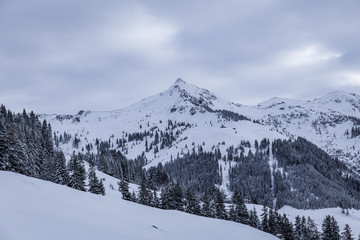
[1,0,360,113]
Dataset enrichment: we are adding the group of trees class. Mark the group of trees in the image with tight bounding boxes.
[345,126,360,138]
[117,174,359,240]
[272,137,360,209]
[0,105,104,196]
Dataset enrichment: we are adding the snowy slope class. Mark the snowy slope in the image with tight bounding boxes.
[0,171,279,240]
[41,79,360,179]
[238,91,360,168]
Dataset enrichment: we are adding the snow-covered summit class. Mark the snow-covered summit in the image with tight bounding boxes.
[127,78,234,115]
[311,90,360,118]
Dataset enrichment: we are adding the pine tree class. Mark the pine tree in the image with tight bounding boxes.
[68,153,86,191]
[268,209,278,235]
[53,151,69,185]
[118,179,131,200]
[88,166,105,195]
[307,216,320,240]
[6,126,28,175]
[229,205,237,222]
[214,188,227,220]
[322,215,340,240]
[201,193,214,217]
[294,215,306,240]
[279,214,294,240]
[249,207,260,229]
[160,185,171,209]
[231,191,249,224]
[138,176,151,206]
[98,179,105,195]
[261,205,270,233]
[171,182,184,211]
[341,224,354,240]
[151,190,159,208]
[185,187,201,215]
[0,122,8,170]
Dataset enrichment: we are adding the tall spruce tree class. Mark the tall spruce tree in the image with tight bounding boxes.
[118,179,131,200]
[307,216,320,240]
[185,187,201,215]
[279,214,294,240]
[249,207,260,229]
[88,166,105,195]
[160,185,171,209]
[232,191,249,224]
[138,175,151,206]
[321,215,340,240]
[53,151,69,185]
[213,188,227,220]
[268,209,278,235]
[261,205,270,233]
[68,153,86,191]
[0,122,8,170]
[201,193,214,217]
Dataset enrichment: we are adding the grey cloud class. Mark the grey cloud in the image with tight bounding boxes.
[1,0,360,114]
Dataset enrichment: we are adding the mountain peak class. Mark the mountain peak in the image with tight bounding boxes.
[174,78,186,85]
[165,79,235,113]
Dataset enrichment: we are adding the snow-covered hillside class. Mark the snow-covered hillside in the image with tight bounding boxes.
[0,171,279,240]
[239,90,360,169]
[41,79,360,171]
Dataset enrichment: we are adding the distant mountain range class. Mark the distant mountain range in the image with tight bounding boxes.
[42,79,360,171]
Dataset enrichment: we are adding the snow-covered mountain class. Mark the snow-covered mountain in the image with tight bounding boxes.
[42,79,360,171]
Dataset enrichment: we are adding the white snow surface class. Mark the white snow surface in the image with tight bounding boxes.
[0,171,279,240]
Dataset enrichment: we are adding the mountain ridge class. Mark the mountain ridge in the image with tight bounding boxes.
[41,80,360,172]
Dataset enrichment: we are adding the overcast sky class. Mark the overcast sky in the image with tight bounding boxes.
[1,0,360,114]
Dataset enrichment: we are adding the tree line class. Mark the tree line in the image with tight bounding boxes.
[0,104,104,195]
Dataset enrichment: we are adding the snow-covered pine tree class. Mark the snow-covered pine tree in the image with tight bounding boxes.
[321,215,340,240]
[68,153,86,191]
[231,191,249,224]
[306,216,320,240]
[341,224,354,240]
[278,214,293,240]
[6,125,28,175]
[138,175,151,206]
[118,178,131,200]
[185,187,201,215]
[213,188,227,220]
[160,185,171,209]
[170,182,184,211]
[201,193,214,218]
[248,207,260,229]
[53,151,69,185]
[88,166,105,195]
[151,190,159,208]
[294,215,306,240]
[268,209,278,236]
[0,122,8,170]
[261,205,270,233]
